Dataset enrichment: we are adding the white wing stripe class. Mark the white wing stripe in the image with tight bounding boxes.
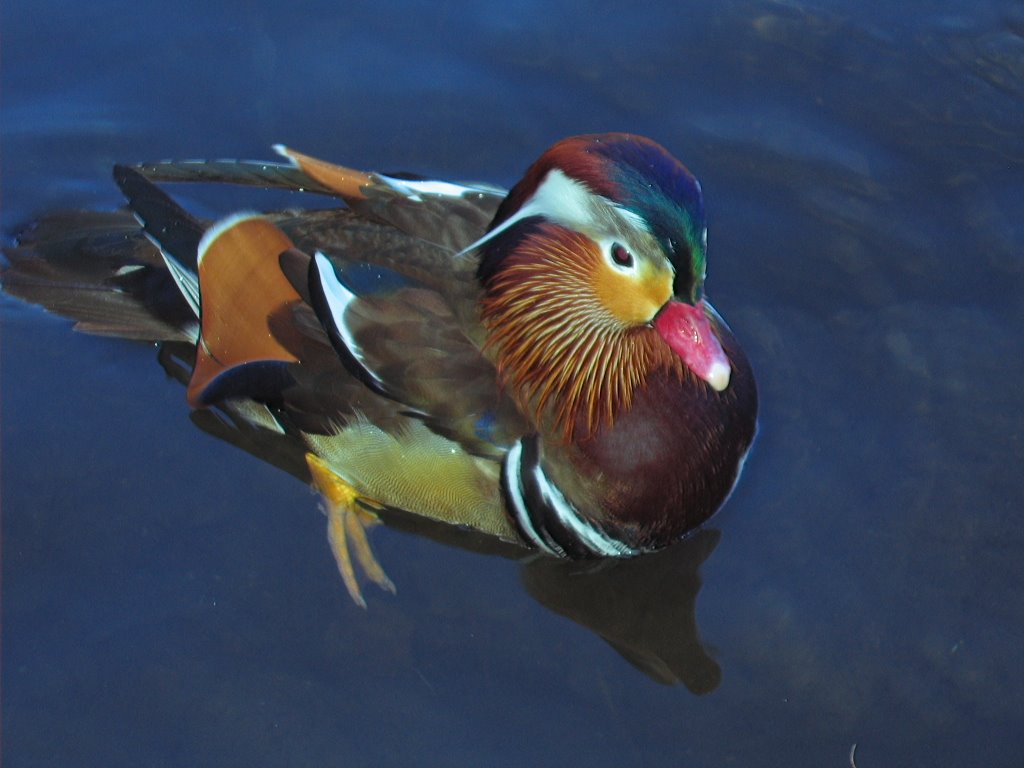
[312,251,386,389]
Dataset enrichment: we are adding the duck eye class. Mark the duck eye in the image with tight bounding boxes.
[611,243,634,268]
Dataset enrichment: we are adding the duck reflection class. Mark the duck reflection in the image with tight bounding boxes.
[520,532,721,691]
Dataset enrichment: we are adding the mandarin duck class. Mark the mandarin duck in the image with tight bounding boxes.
[2,134,758,606]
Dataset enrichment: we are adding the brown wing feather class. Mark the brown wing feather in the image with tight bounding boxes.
[5,153,519,458]
[337,282,528,456]
[273,145,505,252]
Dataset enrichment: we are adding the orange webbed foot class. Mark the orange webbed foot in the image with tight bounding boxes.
[305,453,396,608]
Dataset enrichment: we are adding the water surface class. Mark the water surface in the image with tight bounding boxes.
[2,1,1022,766]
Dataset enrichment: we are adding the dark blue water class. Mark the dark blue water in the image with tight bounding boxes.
[3,2,1023,766]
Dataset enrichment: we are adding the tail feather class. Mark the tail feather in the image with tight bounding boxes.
[2,210,196,341]
[113,165,207,318]
[113,165,205,268]
[134,157,343,197]
[2,172,327,407]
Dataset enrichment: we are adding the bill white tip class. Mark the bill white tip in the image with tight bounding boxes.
[706,360,731,392]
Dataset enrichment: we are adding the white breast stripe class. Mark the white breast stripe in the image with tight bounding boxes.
[505,440,562,555]
[505,437,639,558]
[526,459,637,557]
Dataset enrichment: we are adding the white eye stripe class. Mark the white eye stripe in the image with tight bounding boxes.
[459,169,592,254]
[460,169,650,255]
[615,205,648,233]
[513,169,600,230]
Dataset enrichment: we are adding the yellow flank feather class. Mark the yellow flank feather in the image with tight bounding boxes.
[304,418,516,541]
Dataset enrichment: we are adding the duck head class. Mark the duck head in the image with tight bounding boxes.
[477,134,731,439]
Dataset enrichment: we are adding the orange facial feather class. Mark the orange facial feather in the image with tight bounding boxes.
[479,225,684,442]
